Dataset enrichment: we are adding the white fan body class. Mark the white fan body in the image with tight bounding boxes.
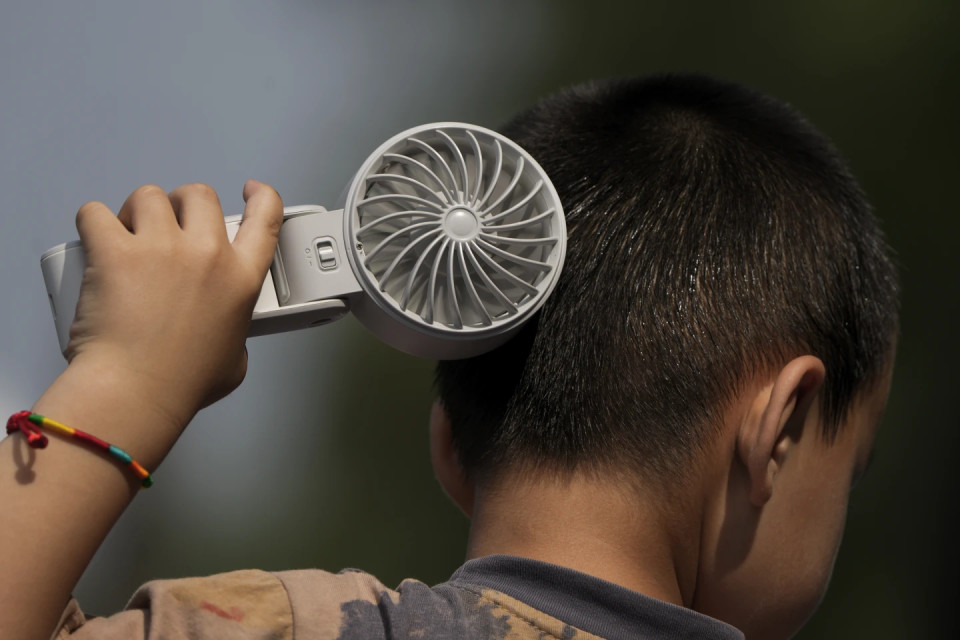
[40,123,566,360]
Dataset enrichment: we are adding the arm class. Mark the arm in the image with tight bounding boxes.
[0,180,282,640]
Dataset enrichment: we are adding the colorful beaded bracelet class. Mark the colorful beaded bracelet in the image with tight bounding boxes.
[6,411,154,489]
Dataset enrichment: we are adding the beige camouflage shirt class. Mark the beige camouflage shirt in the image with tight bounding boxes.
[53,555,743,639]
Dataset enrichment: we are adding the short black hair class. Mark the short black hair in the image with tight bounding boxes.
[436,74,899,484]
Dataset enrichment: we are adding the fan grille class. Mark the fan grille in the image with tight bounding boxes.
[346,124,564,333]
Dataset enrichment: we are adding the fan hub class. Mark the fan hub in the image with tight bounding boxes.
[443,207,480,241]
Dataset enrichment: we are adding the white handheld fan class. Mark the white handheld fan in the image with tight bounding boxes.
[40,123,567,360]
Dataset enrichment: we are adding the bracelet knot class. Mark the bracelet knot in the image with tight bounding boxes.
[6,410,49,448]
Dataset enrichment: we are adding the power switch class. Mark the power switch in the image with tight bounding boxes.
[315,238,338,271]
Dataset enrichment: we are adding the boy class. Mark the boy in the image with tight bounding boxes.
[0,73,898,639]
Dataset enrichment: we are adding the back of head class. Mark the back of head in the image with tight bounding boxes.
[436,73,898,487]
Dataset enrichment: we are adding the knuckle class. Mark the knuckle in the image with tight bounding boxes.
[76,200,107,222]
[133,184,167,201]
[183,234,226,270]
[195,237,224,263]
[181,182,218,201]
[265,211,283,238]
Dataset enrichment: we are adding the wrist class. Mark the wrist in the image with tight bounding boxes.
[33,352,191,471]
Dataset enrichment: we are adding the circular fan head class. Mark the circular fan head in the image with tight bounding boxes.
[343,123,566,359]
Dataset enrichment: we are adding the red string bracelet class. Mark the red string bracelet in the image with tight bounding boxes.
[6,411,154,489]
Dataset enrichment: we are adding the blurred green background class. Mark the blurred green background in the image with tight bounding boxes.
[2,1,957,638]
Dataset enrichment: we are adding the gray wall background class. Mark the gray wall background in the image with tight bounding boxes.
[2,2,957,638]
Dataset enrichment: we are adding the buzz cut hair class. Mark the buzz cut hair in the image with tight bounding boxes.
[435,73,899,483]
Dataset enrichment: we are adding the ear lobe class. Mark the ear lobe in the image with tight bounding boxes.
[429,400,475,517]
[737,356,826,508]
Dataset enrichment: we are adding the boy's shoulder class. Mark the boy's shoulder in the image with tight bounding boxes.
[55,556,743,639]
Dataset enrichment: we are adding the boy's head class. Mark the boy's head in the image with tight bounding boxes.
[432,73,898,635]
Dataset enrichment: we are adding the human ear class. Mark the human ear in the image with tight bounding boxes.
[429,400,475,517]
[737,356,826,507]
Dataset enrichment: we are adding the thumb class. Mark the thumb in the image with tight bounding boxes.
[233,179,283,276]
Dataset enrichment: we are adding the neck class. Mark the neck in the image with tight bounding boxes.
[464,470,704,607]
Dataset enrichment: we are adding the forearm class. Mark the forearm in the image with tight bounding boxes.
[0,356,185,640]
[0,180,280,640]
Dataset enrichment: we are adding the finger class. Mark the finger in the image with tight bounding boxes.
[75,200,125,258]
[116,184,178,235]
[232,180,283,276]
[167,183,229,240]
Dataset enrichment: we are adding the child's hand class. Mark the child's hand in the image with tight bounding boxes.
[0,183,281,640]
[66,180,282,431]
